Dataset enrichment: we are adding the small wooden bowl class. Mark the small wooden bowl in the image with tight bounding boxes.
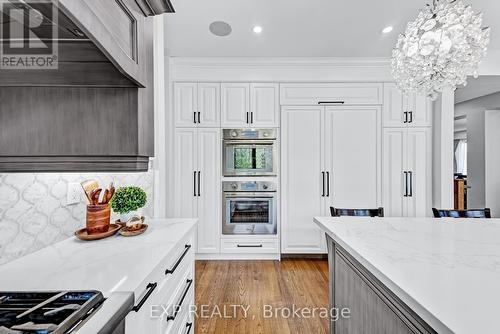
[119,224,148,237]
[75,223,122,241]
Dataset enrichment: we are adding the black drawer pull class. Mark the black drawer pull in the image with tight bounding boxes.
[237,244,263,248]
[318,101,345,105]
[132,282,157,312]
[166,244,192,275]
[184,322,193,334]
[167,279,193,322]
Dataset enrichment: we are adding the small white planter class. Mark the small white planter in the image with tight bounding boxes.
[120,208,143,223]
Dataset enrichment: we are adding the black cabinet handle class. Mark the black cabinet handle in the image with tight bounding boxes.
[318,101,345,105]
[166,244,192,275]
[326,171,330,197]
[250,112,253,124]
[409,111,413,123]
[321,172,325,197]
[132,282,157,312]
[197,171,201,196]
[403,171,408,197]
[237,244,263,248]
[193,171,196,197]
[246,112,249,124]
[167,279,193,321]
[408,171,413,197]
[403,111,408,123]
[197,111,201,124]
[193,112,196,124]
[184,322,193,334]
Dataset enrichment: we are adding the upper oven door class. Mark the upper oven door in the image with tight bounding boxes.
[223,140,276,176]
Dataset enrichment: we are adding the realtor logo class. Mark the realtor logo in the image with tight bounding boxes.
[0,0,58,69]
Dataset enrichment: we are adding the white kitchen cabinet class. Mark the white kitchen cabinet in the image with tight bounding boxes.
[383,83,432,127]
[250,83,280,127]
[174,82,220,127]
[382,127,432,217]
[324,106,380,209]
[281,106,381,254]
[280,83,383,105]
[281,106,325,253]
[173,128,221,254]
[221,83,250,127]
[222,82,279,127]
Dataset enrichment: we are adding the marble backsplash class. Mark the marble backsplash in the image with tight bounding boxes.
[0,172,154,265]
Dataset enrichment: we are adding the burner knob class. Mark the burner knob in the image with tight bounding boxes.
[262,184,269,190]
[263,132,269,137]
[231,183,238,190]
[231,131,238,137]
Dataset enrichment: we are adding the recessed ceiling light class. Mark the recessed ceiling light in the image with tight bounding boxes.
[253,26,263,34]
[382,26,394,34]
[209,21,232,37]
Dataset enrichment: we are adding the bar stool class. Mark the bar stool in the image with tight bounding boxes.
[330,207,384,217]
[432,208,491,218]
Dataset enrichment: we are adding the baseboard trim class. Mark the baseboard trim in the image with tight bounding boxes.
[196,253,281,261]
[281,253,328,259]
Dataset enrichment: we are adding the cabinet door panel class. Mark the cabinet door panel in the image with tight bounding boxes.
[198,83,220,127]
[324,106,380,209]
[173,128,198,218]
[250,83,279,127]
[383,83,405,127]
[407,93,432,127]
[174,83,197,127]
[406,128,432,217]
[197,129,221,253]
[382,128,407,217]
[221,83,250,127]
[281,107,325,253]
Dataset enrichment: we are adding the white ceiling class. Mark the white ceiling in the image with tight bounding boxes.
[164,0,500,57]
[455,76,500,104]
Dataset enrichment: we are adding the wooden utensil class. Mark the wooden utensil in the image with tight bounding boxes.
[81,180,99,204]
[90,188,102,205]
[100,189,109,205]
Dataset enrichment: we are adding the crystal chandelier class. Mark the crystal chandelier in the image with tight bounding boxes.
[391,0,490,100]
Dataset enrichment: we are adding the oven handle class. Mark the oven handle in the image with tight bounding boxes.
[223,194,276,199]
[223,140,276,145]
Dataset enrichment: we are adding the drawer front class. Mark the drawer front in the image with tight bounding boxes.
[280,83,383,105]
[161,289,194,334]
[221,239,279,253]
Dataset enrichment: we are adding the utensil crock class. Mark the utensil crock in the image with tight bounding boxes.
[86,204,111,234]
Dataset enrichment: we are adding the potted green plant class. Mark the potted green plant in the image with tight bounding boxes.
[110,186,147,223]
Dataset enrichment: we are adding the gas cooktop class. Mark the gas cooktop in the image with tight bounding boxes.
[0,291,104,334]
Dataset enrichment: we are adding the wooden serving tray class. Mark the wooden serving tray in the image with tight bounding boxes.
[75,223,122,241]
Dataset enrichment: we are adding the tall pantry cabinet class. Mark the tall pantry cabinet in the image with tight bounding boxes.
[382,83,432,217]
[173,83,221,254]
[281,105,381,253]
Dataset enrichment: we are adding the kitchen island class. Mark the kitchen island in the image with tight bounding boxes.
[0,218,197,333]
[314,216,500,334]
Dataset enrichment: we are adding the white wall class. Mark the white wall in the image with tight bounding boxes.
[485,110,500,217]
[455,91,500,208]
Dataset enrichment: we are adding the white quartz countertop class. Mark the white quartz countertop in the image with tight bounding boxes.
[314,216,500,334]
[0,218,197,298]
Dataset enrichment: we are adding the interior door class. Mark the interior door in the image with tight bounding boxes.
[324,106,380,209]
[382,128,407,217]
[221,83,250,127]
[281,106,325,253]
[174,83,198,127]
[197,128,221,253]
[173,128,198,218]
[406,127,432,217]
[250,83,279,127]
[198,83,220,127]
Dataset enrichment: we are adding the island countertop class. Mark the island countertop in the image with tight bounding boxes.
[0,218,197,297]
[314,216,500,334]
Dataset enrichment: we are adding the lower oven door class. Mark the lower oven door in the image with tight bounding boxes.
[223,193,277,235]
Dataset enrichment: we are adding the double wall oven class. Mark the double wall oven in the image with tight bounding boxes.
[222,129,278,235]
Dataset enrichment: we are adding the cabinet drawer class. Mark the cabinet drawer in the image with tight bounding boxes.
[280,83,383,105]
[221,239,279,253]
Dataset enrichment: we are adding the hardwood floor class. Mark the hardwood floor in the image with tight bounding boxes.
[195,259,329,334]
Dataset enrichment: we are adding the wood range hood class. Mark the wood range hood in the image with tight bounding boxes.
[0,0,173,172]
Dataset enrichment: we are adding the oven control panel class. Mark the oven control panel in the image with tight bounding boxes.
[222,181,276,192]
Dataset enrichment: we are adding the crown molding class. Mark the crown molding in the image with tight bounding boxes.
[169,57,393,82]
